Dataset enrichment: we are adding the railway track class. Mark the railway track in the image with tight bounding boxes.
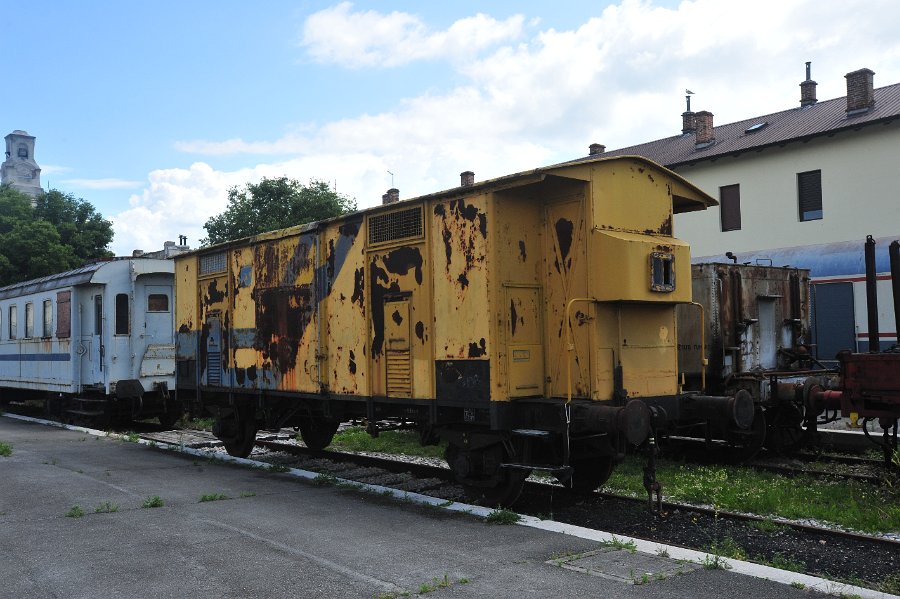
[161,435,900,591]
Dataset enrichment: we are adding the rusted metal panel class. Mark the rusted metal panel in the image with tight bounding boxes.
[324,217,367,395]
[543,192,591,399]
[367,238,432,399]
[431,195,491,362]
[678,262,810,392]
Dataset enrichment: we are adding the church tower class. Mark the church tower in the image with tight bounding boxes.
[1,130,43,198]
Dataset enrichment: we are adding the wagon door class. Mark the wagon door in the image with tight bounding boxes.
[505,285,544,397]
[383,296,412,398]
[83,293,103,384]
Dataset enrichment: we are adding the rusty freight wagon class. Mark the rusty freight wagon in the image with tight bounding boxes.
[175,155,747,504]
[676,262,830,455]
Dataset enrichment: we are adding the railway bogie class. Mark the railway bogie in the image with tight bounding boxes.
[176,155,751,504]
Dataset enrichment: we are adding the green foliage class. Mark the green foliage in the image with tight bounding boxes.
[600,535,637,553]
[202,177,356,245]
[198,493,229,503]
[94,501,119,513]
[328,426,446,459]
[124,432,140,443]
[700,553,731,570]
[766,552,805,573]
[602,455,900,533]
[705,536,746,561]
[0,185,113,285]
[0,442,11,457]
[65,505,85,518]
[142,495,164,508]
[485,508,521,525]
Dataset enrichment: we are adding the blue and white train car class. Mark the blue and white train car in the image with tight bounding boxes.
[0,258,180,426]
[697,235,899,364]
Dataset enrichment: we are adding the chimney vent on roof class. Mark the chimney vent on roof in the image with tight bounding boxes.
[800,61,817,107]
[460,171,475,187]
[845,68,875,114]
[694,111,714,147]
[681,91,696,134]
[588,143,605,156]
[132,249,144,257]
[383,188,400,204]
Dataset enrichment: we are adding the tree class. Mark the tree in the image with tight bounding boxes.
[0,185,113,286]
[202,177,357,246]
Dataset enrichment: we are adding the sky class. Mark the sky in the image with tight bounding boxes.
[3,0,900,255]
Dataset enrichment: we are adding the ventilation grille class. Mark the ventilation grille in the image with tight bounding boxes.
[369,207,423,245]
[207,351,222,386]
[200,252,227,275]
[386,350,412,397]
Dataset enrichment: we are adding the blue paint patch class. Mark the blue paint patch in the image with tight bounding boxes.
[0,353,71,362]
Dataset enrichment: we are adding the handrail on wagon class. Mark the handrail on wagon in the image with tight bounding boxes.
[689,301,707,392]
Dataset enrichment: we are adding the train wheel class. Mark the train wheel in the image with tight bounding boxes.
[725,406,766,461]
[157,402,183,429]
[217,409,258,458]
[445,443,529,507]
[764,403,804,454]
[560,456,615,495]
[298,419,340,451]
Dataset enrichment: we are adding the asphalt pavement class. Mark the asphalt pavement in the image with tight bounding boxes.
[0,416,856,599]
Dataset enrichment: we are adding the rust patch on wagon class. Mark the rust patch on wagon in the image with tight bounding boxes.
[468,338,487,358]
[415,321,425,343]
[434,199,488,290]
[383,246,424,284]
[348,350,357,375]
[254,285,313,375]
[204,279,225,306]
[510,300,518,336]
[518,240,527,262]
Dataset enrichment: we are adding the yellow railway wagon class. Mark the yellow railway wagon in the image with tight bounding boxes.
[175,155,742,504]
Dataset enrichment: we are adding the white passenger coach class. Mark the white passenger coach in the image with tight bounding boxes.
[0,257,180,425]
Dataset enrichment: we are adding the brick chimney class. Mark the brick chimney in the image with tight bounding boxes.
[460,171,474,187]
[695,111,714,147]
[588,143,605,156]
[386,188,399,203]
[800,61,817,107]
[845,68,875,113]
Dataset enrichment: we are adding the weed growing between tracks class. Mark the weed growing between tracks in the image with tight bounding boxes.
[0,441,11,457]
[328,427,446,459]
[602,455,900,533]
[485,508,521,525]
[199,493,229,503]
[142,496,164,508]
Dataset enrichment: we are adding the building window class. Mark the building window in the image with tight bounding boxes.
[56,291,71,338]
[719,184,741,231]
[650,252,676,292]
[43,300,52,338]
[798,170,823,221]
[9,306,16,339]
[148,293,169,312]
[25,303,34,338]
[115,293,129,335]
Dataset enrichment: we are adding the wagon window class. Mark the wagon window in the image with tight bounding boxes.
[94,295,103,335]
[25,303,34,338]
[115,293,129,335]
[148,293,169,312]
[9,305,16,339]
[56,291,71,338]
[42,300,52,338]
[650,252,675,292]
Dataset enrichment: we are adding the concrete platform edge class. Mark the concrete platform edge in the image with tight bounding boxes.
[3,412,896,599]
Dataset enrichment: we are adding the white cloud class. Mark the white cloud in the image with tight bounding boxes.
[39,164,72,176]
[60,178,143,190]
[113,0,900,254]
[300,2,525,68]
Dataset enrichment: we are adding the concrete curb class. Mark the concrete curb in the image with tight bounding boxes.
[4,412,897,599]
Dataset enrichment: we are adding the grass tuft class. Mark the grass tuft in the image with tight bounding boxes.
[66,505,85,518]
[123,432,140,443]
[199,493,229,503]
[700,553,731,570]
[705,536,746,561]
[0,442,11,457]
[94,501,119,513]
[600,535,638,553]
[485,508,520,525]
[142,495,164,508]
